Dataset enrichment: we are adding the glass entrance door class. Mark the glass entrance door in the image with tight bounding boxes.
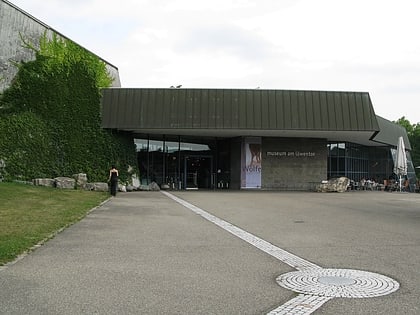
[184,156,213,189]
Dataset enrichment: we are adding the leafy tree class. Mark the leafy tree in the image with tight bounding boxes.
[395,117,413,134]
[0,34,137,182]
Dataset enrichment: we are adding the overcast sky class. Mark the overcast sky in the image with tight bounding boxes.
[10,0,420,123]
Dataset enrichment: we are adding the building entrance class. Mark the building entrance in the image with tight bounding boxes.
[184,156,213,189]
[136,137,226,190]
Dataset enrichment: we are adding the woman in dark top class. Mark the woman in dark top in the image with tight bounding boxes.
[108,165,119,196]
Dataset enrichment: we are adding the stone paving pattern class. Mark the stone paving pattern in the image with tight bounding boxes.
[0,190,419,314]
[163,191,400,313]
[267,294,333,315]
[276,269,399,298]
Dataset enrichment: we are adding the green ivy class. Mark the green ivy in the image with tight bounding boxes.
[0,34,137,183]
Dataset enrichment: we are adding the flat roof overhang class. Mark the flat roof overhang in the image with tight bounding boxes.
[100,88,409,148]
[113,127,379,146]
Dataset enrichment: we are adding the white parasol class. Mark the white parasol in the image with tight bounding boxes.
[393,136,408,192]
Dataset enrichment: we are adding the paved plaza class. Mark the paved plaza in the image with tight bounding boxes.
[0,190,419,314]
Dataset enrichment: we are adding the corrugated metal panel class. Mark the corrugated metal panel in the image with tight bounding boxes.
[215,89,224,128]
[373,116,411,149]
[208,89,217,128]
[222,90,230,128]
[326,92,336,130]
[290,91,299,128]
[100,88,380,132]
[347,93,357,129]
[253,91,262,129]
[139,89,148,127]
[260,90,270,128]
[334,92,343,129]
[238,91,246,129]
[282,90,292,129]
[362,93,377,129]
[231,90,239,128]
[318,91,329,129]
[311,91,322,130]
[304,92,315,129]
[270,91,279,129]
[341,93,351,130]
[246,90,254,129]
[297,91,307,129]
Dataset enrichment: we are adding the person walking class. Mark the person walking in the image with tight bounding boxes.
[108,165,119,196]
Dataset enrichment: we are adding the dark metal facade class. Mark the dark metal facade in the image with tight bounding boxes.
[101,88,379,133]
[100,88,415,190]
[374,116,411,150]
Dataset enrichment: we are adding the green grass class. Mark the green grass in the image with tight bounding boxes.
[0,182,109,265]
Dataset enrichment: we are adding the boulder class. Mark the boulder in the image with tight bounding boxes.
[139,185,150,191]
[73,173,88,189]
[149,181,160,191]
[0,159,5,181]
[33,178,55,187]
[131,175,140,188]
[126,185,135,192]
[317,177,350,193]
[54,177,75,189]
[85,182,109,192]
[161,184,170,190]
[119,184,127,192]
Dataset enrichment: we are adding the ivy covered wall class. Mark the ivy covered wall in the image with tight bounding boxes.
[0,35,137,182]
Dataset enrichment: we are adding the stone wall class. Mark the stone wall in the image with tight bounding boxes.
[0,0,120,93]
[262,137,327,190]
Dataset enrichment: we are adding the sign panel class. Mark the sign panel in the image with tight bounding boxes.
[241,137,261,188]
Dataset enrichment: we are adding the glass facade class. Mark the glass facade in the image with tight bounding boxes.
[135,136,231,189]
[327,141,417,191]
[136,138,415,191]
[327,142,394,183]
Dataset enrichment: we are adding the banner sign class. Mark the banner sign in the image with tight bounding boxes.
[241,137,261,188]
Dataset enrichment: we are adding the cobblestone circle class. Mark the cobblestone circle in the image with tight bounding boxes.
[276,268,400,298]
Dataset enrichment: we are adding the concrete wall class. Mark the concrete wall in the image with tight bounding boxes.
[261,137,327,190]
[0,0,120,93]
[229,137,242,189]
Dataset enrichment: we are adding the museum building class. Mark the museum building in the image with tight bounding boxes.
[2,0,415,191]
[101,88,416,190]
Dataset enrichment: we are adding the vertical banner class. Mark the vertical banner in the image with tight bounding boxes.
[241,137,262,188]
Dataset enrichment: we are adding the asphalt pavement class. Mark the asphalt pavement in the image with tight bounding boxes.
[0,190,419,314]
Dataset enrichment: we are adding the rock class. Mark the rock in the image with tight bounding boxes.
[119,184,127,192]
[317,177,350,193]
[139,185,150,191]
[131,175,140,188]
[161,184,170,190]
[149,181,160,191]
[126,185,135,192]
[0,159,5,181]
[85,182,109,192]
[73,173,88,189]
[33,178,55,187]
[54,177,75,189]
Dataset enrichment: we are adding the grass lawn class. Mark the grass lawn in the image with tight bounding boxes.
[0,182,109,265]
